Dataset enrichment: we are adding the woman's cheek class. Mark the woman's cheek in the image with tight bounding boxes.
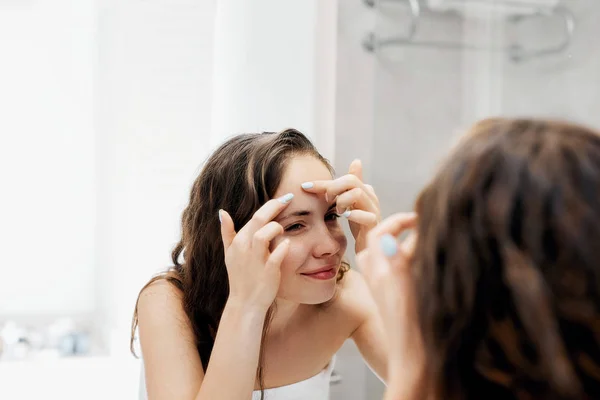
[277,241,311,278]
[281,240,310,267]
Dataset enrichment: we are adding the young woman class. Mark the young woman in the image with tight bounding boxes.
[131,129,388,400]
[358,118,600,400]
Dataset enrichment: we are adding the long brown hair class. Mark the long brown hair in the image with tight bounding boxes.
[130,129,347,398]
[414,118,600,399]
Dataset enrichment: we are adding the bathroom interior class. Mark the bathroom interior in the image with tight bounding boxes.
[1,0,598,399]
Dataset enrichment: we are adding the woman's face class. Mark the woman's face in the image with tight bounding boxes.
[271,155,348,304]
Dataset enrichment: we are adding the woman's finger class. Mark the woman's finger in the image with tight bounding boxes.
[300,175,365,204]
[348,159,364,182]
[364,213,418,275]
[399,232,418,263]
[336,187,377,215]
[348,160,380,205]
[367,212,418,246]
[265,239,290,272]
[342,209,378,228]
[238,193,294,241]
[363,184,379,205]
[253,221,284,250]
[368,232,417,281]
[219,209,237,251]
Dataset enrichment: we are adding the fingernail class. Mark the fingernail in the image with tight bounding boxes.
[301,182,314,189]
[278,193,294,204]
[218,209,223,223]
[380,234,398,257]
[342,210,351,218]
[325,193,329,203]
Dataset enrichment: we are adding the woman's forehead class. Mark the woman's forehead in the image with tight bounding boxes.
[274,155,332,196]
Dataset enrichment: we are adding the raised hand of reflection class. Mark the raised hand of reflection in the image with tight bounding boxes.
[355,212,425,396]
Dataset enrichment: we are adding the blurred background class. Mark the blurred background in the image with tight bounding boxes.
[0,0,598,398]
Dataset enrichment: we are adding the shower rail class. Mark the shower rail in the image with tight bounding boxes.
[363,0,575,62]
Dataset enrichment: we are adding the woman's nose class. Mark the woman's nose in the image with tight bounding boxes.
[313,226,341,258]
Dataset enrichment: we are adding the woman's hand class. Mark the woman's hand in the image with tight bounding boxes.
[301,159,380,253]
[219,193,293,312]
[355,212,425,400]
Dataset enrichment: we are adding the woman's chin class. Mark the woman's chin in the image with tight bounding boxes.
[279,282,337,305]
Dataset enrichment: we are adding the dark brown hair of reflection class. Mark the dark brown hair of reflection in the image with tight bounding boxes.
[129,129,348,399]
[413,118,600,400]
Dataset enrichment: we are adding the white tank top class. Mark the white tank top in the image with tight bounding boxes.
[251,356,336,400]
[139,356,336,400]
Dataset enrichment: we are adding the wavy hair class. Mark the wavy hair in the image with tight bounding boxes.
[414,118,600,399]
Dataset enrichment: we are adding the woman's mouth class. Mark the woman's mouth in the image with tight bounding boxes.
[300,266,337,281]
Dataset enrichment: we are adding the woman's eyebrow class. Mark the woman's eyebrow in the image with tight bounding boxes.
[279,203,337,221]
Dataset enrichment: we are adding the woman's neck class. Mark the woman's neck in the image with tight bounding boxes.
[267,297,306,337]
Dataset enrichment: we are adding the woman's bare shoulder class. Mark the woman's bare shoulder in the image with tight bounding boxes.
[137,277,192,337]
[136,278,205,398]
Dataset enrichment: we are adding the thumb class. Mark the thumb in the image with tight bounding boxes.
[219,209,236,250]
[376,233,412,275]
[348,159,364,182]
[366,212,417,267]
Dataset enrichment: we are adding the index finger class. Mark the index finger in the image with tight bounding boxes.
[366,214,418,276]
[301,175,365,203]
[238,193,294,239]
[367,212,418,246]
[348,159,364,182]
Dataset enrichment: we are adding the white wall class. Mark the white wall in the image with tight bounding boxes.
[1,1,339,397]
[210,0,338,162]
[0,0,339,359]
[0,0,96,316]
[96,0,338,355]
[94,0,217,354]
[0,0,217,343]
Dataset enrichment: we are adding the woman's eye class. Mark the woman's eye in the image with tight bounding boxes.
[285,223,304,232]
[325,213,340,222]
